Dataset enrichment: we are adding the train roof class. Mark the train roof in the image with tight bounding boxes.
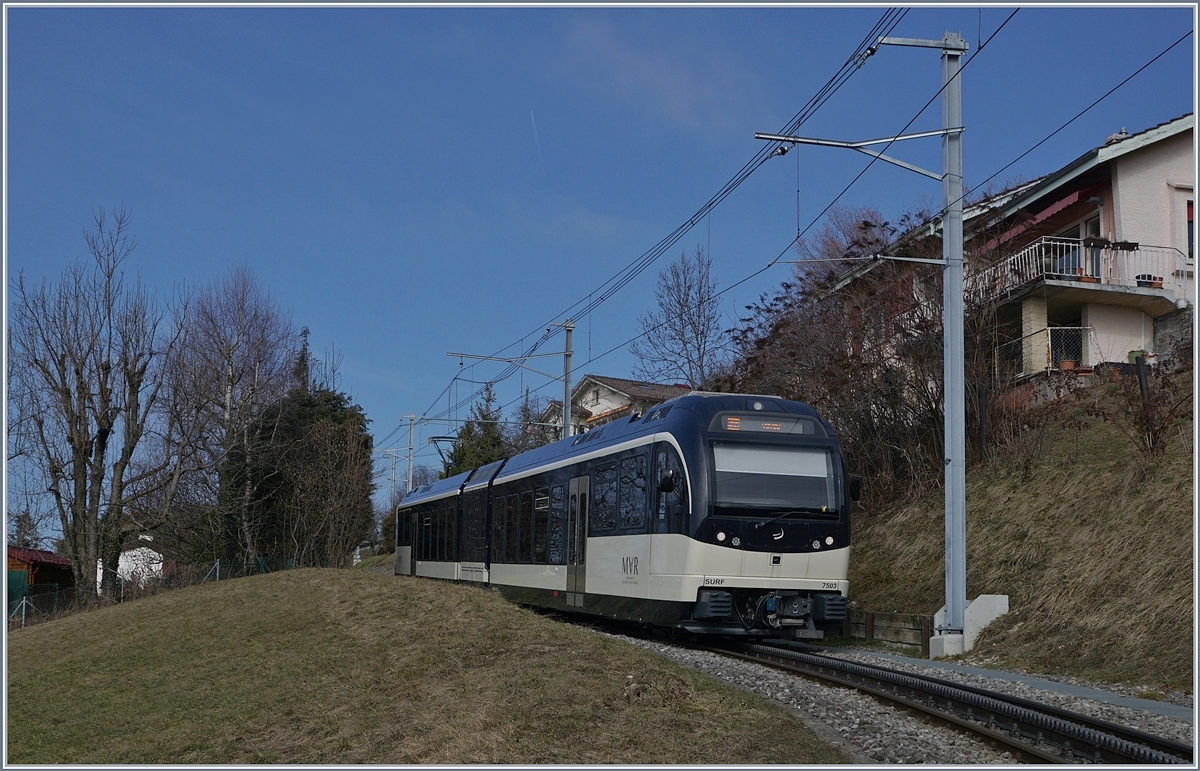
[401,468,473,507]
[399,392,830,508]
[496,392,829,480]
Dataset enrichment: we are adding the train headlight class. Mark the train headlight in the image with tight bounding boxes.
[811,539,821,550]
[825,536,834,546]
[716,531,726,542]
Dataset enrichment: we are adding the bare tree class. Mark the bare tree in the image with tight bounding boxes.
[293,419,375,568]
[505,387,557,453]
[630,247,729,388]
[175,266,296,562]
[8,207,185,597]
[718,204,948,507]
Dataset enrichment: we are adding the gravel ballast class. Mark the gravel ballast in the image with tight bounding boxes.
[613,635,1195,764]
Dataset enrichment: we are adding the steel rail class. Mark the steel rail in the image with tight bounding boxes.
[804,648,1195,762]
[710,644,1067,764]
[737,642,1191,765]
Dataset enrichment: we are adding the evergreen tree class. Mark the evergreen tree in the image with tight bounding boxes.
[218,333,375,567]
[442,384,507,478]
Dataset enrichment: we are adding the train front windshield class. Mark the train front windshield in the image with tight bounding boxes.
[711,443,837,515]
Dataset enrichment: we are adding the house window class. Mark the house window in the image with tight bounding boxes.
[1057,215,1101,276]
[1188,200,1194,260]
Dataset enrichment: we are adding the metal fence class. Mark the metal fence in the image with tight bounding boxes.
[200,558,296,582]
[7,586,110,628]
[8,556,300,630]
[994,326,1093,380]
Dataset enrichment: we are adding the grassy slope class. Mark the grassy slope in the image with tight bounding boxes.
[849,376,1194,691]
[7,569,847,765]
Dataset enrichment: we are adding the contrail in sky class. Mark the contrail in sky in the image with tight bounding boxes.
[530,110,546,176]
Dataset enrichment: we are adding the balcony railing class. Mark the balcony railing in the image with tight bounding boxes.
[995,326,1093,380]
[967,236,1191,305]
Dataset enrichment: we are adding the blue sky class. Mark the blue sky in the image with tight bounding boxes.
[5,4,1195,493]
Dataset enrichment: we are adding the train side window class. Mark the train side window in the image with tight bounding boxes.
[619,452,648,531]
[578,493,588,563]
[548,485,566,564]
[505,494,519,563]
[447,506,456,561]
[439,504,448,557]
[430,508,439,561]
[655,444,689,533]
[432,506,440,559]
[519,492,534,563]
[534,488,550,563]
[492,494,507,564]
[437,507,445,560]
[438,508,447,561]
[567,492,578,565]
[428,507,436,561]
[591,462,618,532]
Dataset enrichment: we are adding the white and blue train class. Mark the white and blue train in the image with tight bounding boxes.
[394,392,858,638]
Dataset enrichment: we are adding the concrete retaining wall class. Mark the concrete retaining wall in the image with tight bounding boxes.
[1153,304,1193,371]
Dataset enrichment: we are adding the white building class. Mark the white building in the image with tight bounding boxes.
[97,535,164,591]
[963,113,1194,374]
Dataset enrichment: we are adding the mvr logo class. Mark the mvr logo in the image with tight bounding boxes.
[621,556,639,576]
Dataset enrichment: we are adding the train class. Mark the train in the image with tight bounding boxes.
[394,391,858,639]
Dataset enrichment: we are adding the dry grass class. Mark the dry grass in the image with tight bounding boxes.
[7,569,848,764]
[849,372,1194,691]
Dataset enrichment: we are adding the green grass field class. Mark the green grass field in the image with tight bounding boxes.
[7,569,847,764]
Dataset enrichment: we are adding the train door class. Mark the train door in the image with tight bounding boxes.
[394,507,412,576]
[567,475,589,607]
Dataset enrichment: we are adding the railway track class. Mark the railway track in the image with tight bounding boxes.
[708,641,1193,765]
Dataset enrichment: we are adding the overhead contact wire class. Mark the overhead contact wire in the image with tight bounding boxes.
[410,9,909,431]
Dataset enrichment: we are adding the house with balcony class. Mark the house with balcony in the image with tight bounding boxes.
[963,114,1194,377]
[839,114,1193,386]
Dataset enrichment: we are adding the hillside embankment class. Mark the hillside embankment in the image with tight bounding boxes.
[848,371,1194,692]
[6,568,847,765]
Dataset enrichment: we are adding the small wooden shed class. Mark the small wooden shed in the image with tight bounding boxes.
[7,546,75,598]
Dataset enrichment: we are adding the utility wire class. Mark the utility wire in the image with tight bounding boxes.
[952,27,1193,219]
[403,8,909,433]
[771,8,1020,273]
[493,13,1183,420]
